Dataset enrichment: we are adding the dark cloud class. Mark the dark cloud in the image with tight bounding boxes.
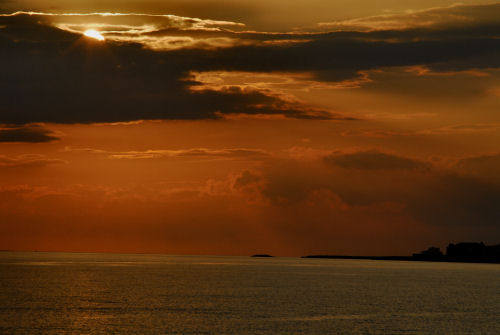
[0,14,339,123]
[456,153,500,181]
[324,151,427,170]
[0,125,59,143]
[154,4,500,80]
[356,68,500,102]
[250,152,500,229]
[233,170,262,189]
[406,173,500,227]
[0,3,499,124]
[181,32,499,81]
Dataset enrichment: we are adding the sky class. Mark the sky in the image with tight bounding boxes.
[0,0,499,256]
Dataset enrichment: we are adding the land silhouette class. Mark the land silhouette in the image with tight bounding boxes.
[303,242,500,264]
[251,254,274,258]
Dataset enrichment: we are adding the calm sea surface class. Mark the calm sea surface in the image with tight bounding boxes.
[0,252,499,334]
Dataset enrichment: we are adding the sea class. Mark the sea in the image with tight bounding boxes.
[0,252,499,334]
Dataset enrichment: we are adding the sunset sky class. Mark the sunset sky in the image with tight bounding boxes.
[1,0,499,256]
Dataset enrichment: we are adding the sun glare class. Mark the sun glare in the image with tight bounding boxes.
[84,29,105,41]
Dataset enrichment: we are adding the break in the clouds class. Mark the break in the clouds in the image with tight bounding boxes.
[0,3,499,124]
[21,11,246,50]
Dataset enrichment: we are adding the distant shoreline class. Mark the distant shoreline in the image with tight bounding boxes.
[303,242,500,264]
[302,255,500,264]
[1,247,498,264]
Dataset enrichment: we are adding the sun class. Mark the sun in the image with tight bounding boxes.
[84,29,105,41]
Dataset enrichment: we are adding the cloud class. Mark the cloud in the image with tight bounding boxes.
[64,146,270,160]
[456,153,500,181]
[172,3,500,80]
[0,3,499,124]
[324,151,427,170]
[235,151,500,229]
[108,148,270,160]
[419,123,500,135]
[406,173,500,227]
[0,125,59,143]
[1,151,499,254]
[341,122,500,138]
[34,11,246,50]
[356,67,500,103]
[0,154,66,167]
[0,13,341,123]
[317,3,500,31]
[233,170,262,189]
[187,31,499,82]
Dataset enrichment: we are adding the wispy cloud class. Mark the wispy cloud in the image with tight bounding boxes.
[317,3,500,31]
[0,154,66,167]
[109,148,270,160]
[64,147,270,160]
[418,123,500,135]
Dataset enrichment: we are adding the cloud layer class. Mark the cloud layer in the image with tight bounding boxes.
[0,3,499,124]
[2,148,499,255]
[249,150,500,228]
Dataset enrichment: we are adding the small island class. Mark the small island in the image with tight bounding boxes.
[251,254,274,258]
[303,242,500,264]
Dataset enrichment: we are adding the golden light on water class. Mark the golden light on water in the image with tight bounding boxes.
[84,29,105,41]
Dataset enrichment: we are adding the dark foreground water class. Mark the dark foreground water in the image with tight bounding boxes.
[0,252,499,334]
